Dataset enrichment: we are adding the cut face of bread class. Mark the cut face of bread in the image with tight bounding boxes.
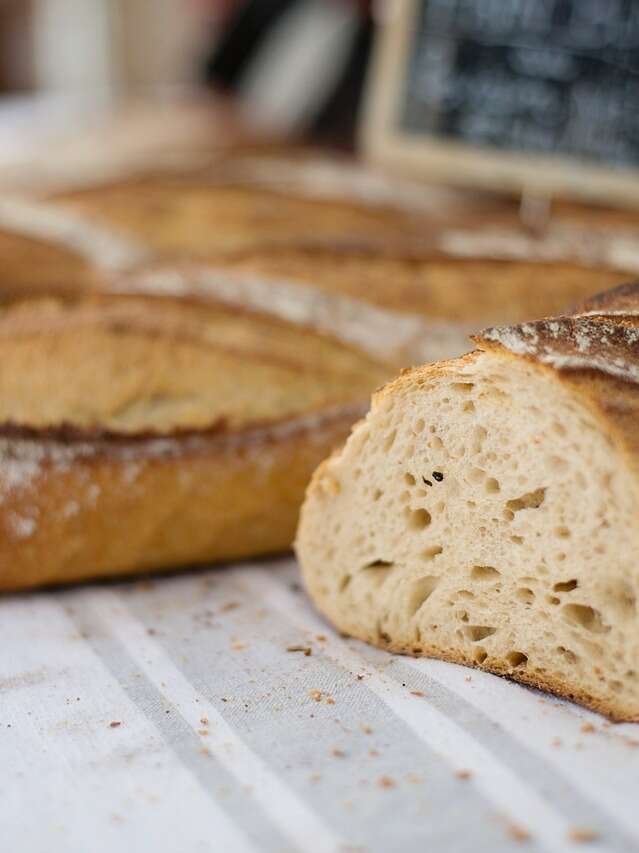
[297,350,639,720]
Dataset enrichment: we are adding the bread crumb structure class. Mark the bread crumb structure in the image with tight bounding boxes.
[297,283,639,721]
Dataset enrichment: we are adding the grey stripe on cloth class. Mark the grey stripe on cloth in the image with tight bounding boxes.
[119,569,554,853]
[240,564,637,853]
[69,586,343,853]
[0,596,252,853]
[65,601,290,853]
[3,557,638,853]
[390,656,637,853]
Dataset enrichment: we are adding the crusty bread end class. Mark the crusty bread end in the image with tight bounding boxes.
[297,346,639,721]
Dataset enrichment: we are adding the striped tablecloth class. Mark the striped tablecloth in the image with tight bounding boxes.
[2,558,638,853]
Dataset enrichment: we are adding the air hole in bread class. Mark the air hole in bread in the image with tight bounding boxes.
[404,473,416,486]
[506,651,528,668]
[554,579,578,592]
[562,604,610,634]
[473,426,488,454]
[516,588,535,605]
[452,382,474,394]
[471,565,500,581]
[547,595,560,605]
[506,488,546,512]
[473,648,488,664]
[376,623,392,644]
[463,401,475,413]
[557,646,578,665]
[414,418,425,433]
[548,454,568,471]
[319,473,341,497]
[339,575,351,592]
[407,576,440,617]
[362,559,394,570]
[383,430,397,451]
[373,489,383,501]
[485,478,500,494]
[464,625,497,642]
[457,590,475,600]
[423,545,443,560]
[480,386,507,400]
[510,535,524,545]
[608,582,636,620]
[408,508,431,531]
[555,526,571,539]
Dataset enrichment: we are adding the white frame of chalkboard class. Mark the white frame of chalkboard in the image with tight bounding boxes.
[362,0,639,209]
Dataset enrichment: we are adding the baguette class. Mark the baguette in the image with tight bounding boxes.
[296,281,639,721]
[215,240,626,326]
[1,152,632,338]
[0,280,465,592]
[49,163,637,326]
[50,170,436,256]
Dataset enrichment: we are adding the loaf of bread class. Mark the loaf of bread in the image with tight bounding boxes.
[0,277,467,592]
[215,240,626,327]
[297,281,639,721]
[50,168,437,256]
[48,160,636,326]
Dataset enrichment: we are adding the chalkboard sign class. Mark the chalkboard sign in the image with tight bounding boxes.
[363,0,639,207]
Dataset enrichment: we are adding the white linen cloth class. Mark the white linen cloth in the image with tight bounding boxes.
[1,558,637,852]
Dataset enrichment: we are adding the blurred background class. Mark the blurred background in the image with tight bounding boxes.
[0,0,376,159]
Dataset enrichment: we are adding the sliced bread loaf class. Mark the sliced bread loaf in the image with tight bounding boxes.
[296,282,639,721]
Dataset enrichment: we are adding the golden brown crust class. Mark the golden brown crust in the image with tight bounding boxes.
[0,228,100,303]
[0,292,390,435]
[575,280,639,315]
[473,282,639,481]
[0,283,395,591]
[341,629,637,722]
[214,242,624,326]
[0,402,366,592]
[50,174,436,257]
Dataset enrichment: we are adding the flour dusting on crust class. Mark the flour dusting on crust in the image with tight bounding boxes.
[111,265,472,366]
[480,316,639,384]
[0,196,150,271]
[221,157,463,215]
[439,225,639,274]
